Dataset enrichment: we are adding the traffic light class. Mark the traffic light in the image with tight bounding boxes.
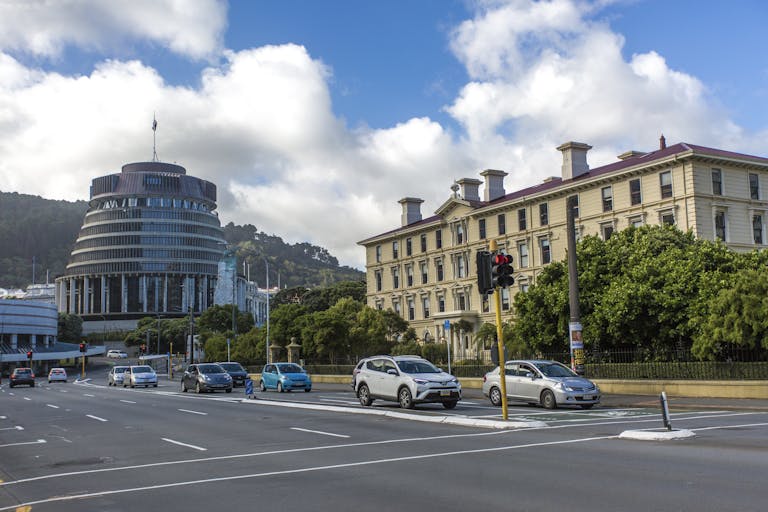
[476,250,494,295]
[27,350,33,361]
[491,252,515,288]
[140,344,146,355]
[79,342,86,353]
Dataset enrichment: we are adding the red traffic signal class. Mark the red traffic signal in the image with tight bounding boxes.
[79,342,86,353]
[491,252,515,288]
[26,351,33,360]
[140,344,146,354]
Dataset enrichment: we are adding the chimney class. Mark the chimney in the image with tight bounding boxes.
[457,178,482,202]
[557,141,592,180]
[659,134,667,150]
[398,197,424,227]
[480,169,508,201]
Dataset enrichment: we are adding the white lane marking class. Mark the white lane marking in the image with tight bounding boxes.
[318,398,361,405]
[23,397,31,401]
[46,404,60,409]
[178,409,208,416]
[0,426,24,431]
[120,400,137,404]
[691,422,768,432]
[161,438,207,451]
[84,394,95,397]
[86,415,108,422]
[0,434,616,510]
[59,390,68,393]
[0,439,46,449]
[0,416,5,419]
[291,427,350,438]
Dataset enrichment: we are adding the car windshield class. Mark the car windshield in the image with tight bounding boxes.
[219,363,245,372]
[114,367,127,373]
[534,362,577,378]
[133,366,154,373]
[15,369,31,375]
[397,360,440,374]
[198,364,225,374]
[277,364,303,373]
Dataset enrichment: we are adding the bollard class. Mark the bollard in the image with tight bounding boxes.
[245,378,254,399]
[659,391,672,431]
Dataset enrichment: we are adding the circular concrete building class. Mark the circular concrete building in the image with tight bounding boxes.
[55,161,227,331]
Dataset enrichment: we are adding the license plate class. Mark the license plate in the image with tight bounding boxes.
[440,390,451,397]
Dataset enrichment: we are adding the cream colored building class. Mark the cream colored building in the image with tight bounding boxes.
[358,138,768,359]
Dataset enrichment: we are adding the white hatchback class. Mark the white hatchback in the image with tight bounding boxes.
[107,350,128,359]
[124,365,158,388]
[48,367,68,383]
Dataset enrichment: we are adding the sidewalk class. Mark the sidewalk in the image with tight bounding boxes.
[599,393,768,412]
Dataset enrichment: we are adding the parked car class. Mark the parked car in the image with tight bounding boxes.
[181,363,233,393]
[259,363,312,392]
[354,355,461,409]
[123,365,158,388]
[482,360,601,409]
[48,368,68,383]
[216,362,249,387]
[107,349,128,359]
[107,366,129,386]
[10,367,35,388]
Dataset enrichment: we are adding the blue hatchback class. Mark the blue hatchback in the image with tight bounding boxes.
[259,363,312,393]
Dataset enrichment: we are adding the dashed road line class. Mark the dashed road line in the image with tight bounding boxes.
[178,409,207,416]
[291,427,350,438]
[161,438,207,451]
[120,399,137,404]
[86,415,108,422]
[46,404,59,409]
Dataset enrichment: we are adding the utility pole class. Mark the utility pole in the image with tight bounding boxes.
[265,259,270,364]
[566,195,584,374]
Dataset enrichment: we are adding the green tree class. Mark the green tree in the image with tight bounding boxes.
[57,313,83,342]
[197,305,253,335]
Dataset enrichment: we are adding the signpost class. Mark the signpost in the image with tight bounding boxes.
[443,319,451,375]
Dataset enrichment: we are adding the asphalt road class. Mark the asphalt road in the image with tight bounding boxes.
[1,364,767,512]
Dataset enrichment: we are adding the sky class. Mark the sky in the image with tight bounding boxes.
[1,0,767,271]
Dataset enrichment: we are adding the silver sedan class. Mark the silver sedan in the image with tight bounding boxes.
[107,366,129,386]
[482,360,600,409]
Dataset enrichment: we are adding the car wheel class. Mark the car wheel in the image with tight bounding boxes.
[443,400,458,410]
[357,384,372,406]
[181,381,187,392]
[398,387,414,409]
[304,388,311,393]
[31,383,35,388]
[48,380,52,383]
[196,382,202,394]
[541,389,557,409]
[153,384,157,388]
[580,404,594,410]
[130,383,135,388]
[489,386,502,407]
[277,382,283,393]
[259,380,266,392]
[225,388,232,393]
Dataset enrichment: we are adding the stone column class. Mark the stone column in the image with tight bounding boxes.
[69,278,76,314]
[121,274,127,313]
[30,334,37,349]
[287,337,301,363]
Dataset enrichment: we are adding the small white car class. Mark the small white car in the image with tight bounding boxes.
[123,365,158,388]
[107,366,129,386]
[107,349,128,359]
[48,367,68,383]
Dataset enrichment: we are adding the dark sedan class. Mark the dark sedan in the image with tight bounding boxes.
[10,368,35,388]
[181,363,233,393]
[216,362,249,387]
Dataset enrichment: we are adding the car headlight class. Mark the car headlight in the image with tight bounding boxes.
[202,375,213,382]
[557,382,574,392]
[413,378,429,385]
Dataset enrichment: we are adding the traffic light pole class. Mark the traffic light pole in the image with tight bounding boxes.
[489,239,509,421]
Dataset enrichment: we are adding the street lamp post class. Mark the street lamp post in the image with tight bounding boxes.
[265,259,270,365]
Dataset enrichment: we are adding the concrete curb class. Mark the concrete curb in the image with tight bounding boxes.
[618,429,696,441]
[239,396,547,429]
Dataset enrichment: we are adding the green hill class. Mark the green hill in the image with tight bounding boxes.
[0,191,363,289]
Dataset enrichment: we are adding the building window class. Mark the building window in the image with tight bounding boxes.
[601,223,614,240]
[501,288,510,311]
[498,214,506,235]
[375,270,382,292]
[753,214,763,244]
[392,267,400,289]
[457,293,467,311]
[660,171,673,199]
[393,300,401,317]
[482,296,490,313]
[375,245,381,263]
[422,297,430,319]
[602,186,613,212]
[436,259,444,282]
[420,234,427,252]
[519,283,529,293]
[539,238,551,264]
[406,265,414,287]
[629,215,643,228]
[375,300,383,311]
[660,210,675,226]
[392,241,399,259]
[406,238,412,256]
[539,203,548,226]
[420,261,428,284]
[750,173,760,200]
[518,241,529,268]
[712,169,723,195]
[479,218,486,240]
[456,254,466,278]
[630,179,642,205]
[438,295,445,313]
[435,229,442,249]
[568,195,579,218]
[407,297,415,321]
[714,211,727,241]
[518,208,527,231]
[455,224,465,244]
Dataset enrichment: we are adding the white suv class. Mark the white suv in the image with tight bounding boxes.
[355,355,461,409]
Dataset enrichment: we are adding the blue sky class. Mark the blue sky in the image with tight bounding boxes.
[0,0,766,270]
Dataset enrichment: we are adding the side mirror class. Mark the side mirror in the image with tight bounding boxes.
[386,368,398,376]
[525,372,535,379]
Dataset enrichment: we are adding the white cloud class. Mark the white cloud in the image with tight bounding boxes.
[0,0,763,271]
[0,0,226,60]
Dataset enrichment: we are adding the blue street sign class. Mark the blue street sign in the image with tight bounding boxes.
[444,320,450,330]
[245,378,253,395]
